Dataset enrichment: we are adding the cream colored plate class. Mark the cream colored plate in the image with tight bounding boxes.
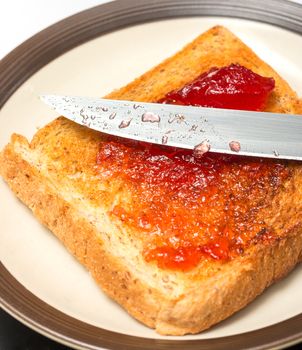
[0,17,301,341]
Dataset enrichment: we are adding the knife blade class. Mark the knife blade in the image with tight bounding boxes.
[40,94,302,161]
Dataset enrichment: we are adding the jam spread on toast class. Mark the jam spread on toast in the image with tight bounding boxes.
[159,63,275,111]
[96,64,289,271]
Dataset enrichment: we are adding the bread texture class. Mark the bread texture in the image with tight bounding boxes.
[0,26,302,335]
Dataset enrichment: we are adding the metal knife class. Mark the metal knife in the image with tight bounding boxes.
[40,94,302,161]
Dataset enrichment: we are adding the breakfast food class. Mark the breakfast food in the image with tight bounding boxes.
[0,25,301,335]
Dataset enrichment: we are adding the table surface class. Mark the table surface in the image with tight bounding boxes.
[0,1,301,349]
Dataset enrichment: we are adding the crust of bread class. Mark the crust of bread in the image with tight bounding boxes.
[0,26,302,335]
[0,135,164,328]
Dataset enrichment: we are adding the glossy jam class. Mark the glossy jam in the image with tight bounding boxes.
[97,142,288,270]
[96,64,288,271]
[159,64,275,111]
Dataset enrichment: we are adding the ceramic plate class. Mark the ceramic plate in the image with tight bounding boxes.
[0,1,301,349]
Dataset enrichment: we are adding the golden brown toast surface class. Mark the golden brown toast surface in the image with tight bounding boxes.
[107,26,301,114]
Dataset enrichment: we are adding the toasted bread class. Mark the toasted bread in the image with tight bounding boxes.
[0,26,301,335]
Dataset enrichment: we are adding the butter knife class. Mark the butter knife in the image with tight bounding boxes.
[40,94,302,161]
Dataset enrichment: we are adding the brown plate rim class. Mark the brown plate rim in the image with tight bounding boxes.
[0,0,302,349]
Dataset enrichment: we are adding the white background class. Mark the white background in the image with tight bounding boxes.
[1,0,302,59]
[0,0,111,58]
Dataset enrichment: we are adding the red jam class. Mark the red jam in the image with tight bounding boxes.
[159,64,275,111]
[96,64,288,271]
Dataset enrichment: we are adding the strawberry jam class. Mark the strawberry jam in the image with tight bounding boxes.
[96,64,289,271]
[159,64,275,111]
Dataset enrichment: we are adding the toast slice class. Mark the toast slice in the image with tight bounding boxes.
[0,26,302,335]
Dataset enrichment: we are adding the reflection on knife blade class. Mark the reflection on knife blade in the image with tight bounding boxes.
[40,95,302,161]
